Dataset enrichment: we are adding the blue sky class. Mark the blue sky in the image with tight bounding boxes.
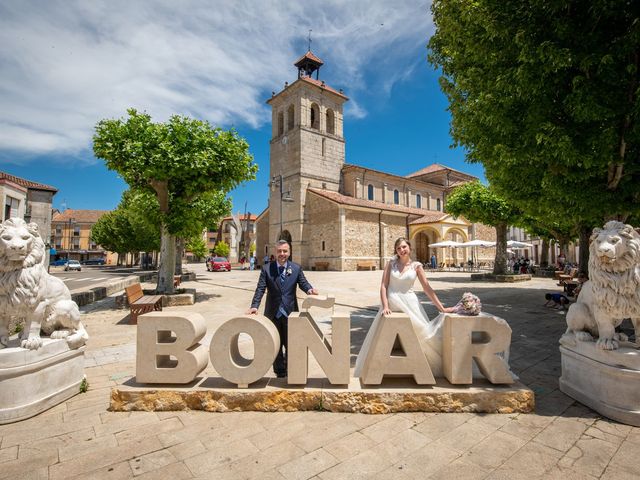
[0,1,483,216]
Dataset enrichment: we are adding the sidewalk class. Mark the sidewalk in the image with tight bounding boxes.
[0,265,637,479]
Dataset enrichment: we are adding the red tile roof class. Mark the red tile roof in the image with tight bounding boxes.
[52,209,110,223]
[221,213,258,222]
[0,171,57,192]
[409,212,452,225]
[307,188,447,218]
[299,76,348,100]
[406,163,476,180]
[294,50,324,66]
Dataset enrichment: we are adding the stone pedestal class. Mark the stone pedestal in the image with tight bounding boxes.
[559,336,640,426]
[0,339,86,424]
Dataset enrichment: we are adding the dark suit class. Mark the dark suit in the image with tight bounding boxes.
[250,261,313,375]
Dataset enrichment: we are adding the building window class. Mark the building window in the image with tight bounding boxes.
[4,196,19,220]
[56,226,62,235]
[416,194,422,209]
[287,105,294,130]
[326,109,335,134]
[322,138,326,157]
[393,189,400,205]
[322,240,325,251]
[367,184,374,201]
[310,103,320,129]
[73,226,80,236]
[436,198,441,211]
[278,112,284,136]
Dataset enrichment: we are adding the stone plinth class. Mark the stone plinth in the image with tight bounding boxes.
[0,338,85,424]
[471,273,532,282]
[110,377,534,414]
[162,288,196,306]
[559,337,640,426]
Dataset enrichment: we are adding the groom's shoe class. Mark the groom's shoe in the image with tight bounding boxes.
[276,371,287,378]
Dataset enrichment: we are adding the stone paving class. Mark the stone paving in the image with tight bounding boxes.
[1,264,638,479]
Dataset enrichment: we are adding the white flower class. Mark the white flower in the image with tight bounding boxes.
[453,292,482,315]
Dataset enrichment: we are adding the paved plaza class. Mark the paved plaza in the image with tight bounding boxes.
[1,265,638,479]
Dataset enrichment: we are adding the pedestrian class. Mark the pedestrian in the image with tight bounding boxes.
[544,293,570,310]
[240,254,246,270]
[249,254,255,271]
[246,240,318,378]
[430,253,437,269]
[263,254,269,269]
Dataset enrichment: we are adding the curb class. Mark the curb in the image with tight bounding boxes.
[71,272,156,307]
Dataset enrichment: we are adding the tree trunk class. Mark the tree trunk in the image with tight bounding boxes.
[578,225,591,276]
[175,238,184,276]
[157,225,176,294]
[493,223,508,275]
[540,238,549,267]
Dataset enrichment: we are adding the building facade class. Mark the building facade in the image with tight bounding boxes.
[215,213,257,262]
[255,51,498,270]
[51,209,113,263]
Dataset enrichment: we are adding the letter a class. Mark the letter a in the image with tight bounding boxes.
[136,311,209,384]
[359,313,435,385]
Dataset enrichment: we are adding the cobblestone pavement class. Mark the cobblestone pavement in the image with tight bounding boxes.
[1,264,638,479]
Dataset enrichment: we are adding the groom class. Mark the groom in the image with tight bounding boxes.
[247,239,318,377]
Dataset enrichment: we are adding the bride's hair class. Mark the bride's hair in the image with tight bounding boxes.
[393,237,412,259]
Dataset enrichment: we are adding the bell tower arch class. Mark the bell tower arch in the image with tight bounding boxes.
[266,50,348,267]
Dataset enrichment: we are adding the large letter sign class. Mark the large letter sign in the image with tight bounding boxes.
[136,312,208,384]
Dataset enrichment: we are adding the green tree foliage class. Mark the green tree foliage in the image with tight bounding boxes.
[93,109,256,293]
[446,181,521,274]
[91,189,160,261]
[186,236,208,260]
[213,240,230,258]
[429,0,640,231]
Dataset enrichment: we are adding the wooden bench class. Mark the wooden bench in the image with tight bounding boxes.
[125,283,163,325]
[558,268,578,286]
[314,262,329,271]
[356,261,377,271]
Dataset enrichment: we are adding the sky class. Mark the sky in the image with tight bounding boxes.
[0,0,483,216]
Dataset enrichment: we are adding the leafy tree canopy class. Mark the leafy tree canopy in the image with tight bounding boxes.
[445,180,521,226]
[214,240,230,258]
[429,0,640,225]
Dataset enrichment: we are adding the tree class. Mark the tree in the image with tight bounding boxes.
[446,181,522,275]
[214,240,230,258]
[428,1,640,249]
[186,236,208,260]
[94,109,256,293]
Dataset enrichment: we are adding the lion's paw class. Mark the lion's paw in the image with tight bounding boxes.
[0,335,9,347]
[574,331,594,342]
[615,332,629,342]
[596,337,619,350]
[21,335,43,350]
[50,330,70,339]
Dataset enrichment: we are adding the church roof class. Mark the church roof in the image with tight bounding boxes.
[406,163,476,180]
[307,188,448,218]
[52,209,110,224]
[294,50,324,67]
[409,212,455,225]
[299,76,348,99]
[0,171,58,192]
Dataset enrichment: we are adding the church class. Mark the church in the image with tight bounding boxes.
[255,51,495,271]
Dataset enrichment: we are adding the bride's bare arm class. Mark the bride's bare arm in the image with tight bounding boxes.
[416,263,454,313]
[380,261,392,315]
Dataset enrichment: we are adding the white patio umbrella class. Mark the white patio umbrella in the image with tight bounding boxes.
[428,240,464,247]
[507,240,534,248]
[460,240,496,247]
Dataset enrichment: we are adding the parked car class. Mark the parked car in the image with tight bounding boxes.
[50,258,68,266]
[82,258,105,265]
[65,260,82,271]
[207,256,231,272]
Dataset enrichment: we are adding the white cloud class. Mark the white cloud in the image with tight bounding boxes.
[0,0,432,161]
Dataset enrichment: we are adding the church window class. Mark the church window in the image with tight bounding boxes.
[322,138,326,157]
[437,198,441,211]
[278,112,284,136]
[310,103,320,129]
[322,240,325,251]
[287,105,294,130]
[367,184,374,201]
[393,189,400,205]
[416,194,422,208]
[326,109,335,134]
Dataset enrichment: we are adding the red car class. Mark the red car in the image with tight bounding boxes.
[207,256,231,272]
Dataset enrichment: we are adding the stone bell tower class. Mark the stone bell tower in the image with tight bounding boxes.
[266,50,348,266]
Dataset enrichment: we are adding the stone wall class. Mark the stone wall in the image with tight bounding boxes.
[305,193,340,270]
[474,223,497,262]
[255,211,270,266]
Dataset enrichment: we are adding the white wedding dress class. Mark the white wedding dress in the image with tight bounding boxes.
[354,260,447,377]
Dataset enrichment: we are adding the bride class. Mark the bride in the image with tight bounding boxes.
[354,237,454,377]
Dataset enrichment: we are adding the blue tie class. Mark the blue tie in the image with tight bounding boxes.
[277,265,288,318]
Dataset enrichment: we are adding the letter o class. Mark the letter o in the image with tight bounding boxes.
[210,316,279,387]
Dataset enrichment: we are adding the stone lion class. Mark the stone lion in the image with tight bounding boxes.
[0,218,88,350]
[565,221,640,350]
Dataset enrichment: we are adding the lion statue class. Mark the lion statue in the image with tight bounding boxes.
[565,221,640,350]
[0,218,88,350]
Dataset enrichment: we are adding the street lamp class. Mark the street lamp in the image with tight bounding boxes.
[269,174,294,242]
